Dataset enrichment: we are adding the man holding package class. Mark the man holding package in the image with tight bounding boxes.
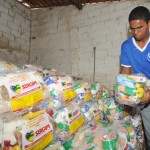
[120,6,150,149]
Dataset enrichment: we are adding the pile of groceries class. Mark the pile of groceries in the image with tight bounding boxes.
[0,61,148,150]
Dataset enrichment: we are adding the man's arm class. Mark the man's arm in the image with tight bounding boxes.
[120,66,132,74]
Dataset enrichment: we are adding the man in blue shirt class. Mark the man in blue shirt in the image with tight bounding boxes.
[120,6,150,149]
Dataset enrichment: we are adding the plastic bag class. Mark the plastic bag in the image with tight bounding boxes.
[115,74,147,106]
[1,111,53,150]
[0,60,19,73]
[81,100,101,126]
[53,101,84,142]
[75,120,127,150]
[102,98,124,121]
[73,81,93,104]
[0,70,49,114]
[91,82,102,99]
[44,73,77,105]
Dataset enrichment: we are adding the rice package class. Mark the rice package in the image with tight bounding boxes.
[0,70,49,114]
[115,74,147,106]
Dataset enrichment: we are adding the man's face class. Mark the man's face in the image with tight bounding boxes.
[129,19,150,41]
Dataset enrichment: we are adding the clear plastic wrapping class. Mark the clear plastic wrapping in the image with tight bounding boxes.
[1,111,54,150]
[0,70,50,114]
[73,81,93,105]
[52,101,85,142]
[0,61,19,73]
[115,74,147,106]
[44,73,77,106]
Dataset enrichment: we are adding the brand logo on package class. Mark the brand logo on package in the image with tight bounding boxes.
[26,130,34,142]
[11,84,21,93]
[147,52,150,61]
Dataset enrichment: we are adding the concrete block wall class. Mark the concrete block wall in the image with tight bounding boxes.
[30,8,72,73]
[0,0,31,65]
[0,0,150,87]
[30,0,150,86]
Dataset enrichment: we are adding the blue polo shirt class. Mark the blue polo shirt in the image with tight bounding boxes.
[120,37,150,79]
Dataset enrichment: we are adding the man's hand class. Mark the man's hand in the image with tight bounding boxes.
[140,87,150,105]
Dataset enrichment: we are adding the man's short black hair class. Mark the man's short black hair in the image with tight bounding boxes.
[128,6,150,23]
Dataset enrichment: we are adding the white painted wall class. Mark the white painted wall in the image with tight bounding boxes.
[0,0,31,65]
[30,0,150,86]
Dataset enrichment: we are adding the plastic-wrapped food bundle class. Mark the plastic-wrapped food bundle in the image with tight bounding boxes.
[115,74,147,106]
[0,60,19,73]
[130,107,146,149]
[102,98,124,121]
[42,68,58,78]
[118,121,137,150]
[43,139,65,150]
[81,100,101,126]
[74,121,127,150]
[62,125,90,150]
[91,82,102,99]
[100,85,111,101]
[32,99,55,119]
[21,64,43,74]
[73,81,93,106]
[92,130,126,150]
[44,73,77,106]
[0,70,49,114]
[1,111,53,150]
[53,101,84,142]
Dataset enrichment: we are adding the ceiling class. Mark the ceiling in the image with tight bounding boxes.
[17,0,120,10]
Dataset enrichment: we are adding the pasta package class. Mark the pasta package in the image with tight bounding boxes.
[0,70,49,114]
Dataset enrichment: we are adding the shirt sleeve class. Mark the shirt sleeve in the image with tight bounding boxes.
[120,42,131,67]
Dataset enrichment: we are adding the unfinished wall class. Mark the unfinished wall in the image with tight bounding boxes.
[30,8,72,73]
[31,0,149,86]
[0,0,31,65]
